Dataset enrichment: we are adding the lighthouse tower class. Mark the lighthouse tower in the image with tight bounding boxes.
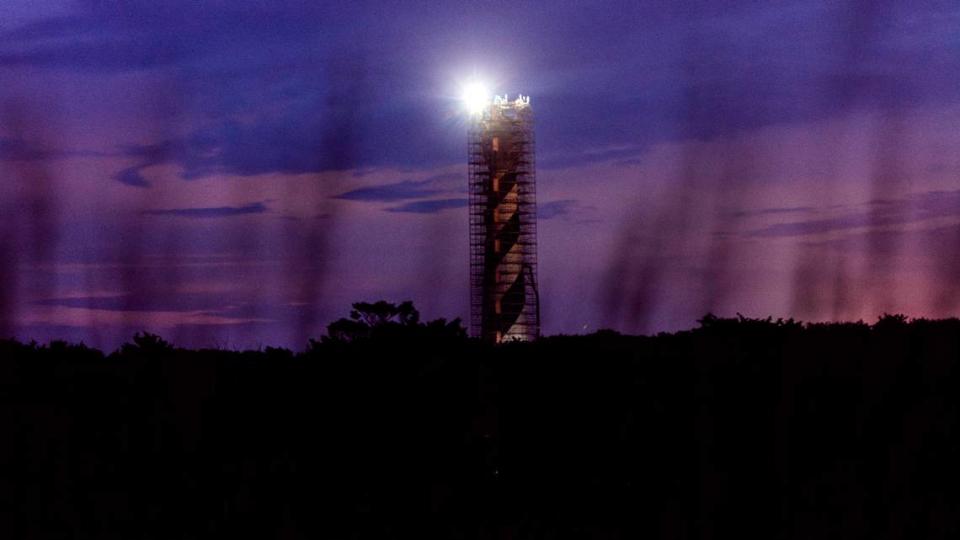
[468,94,540,343]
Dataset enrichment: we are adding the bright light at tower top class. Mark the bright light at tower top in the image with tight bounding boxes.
[461,81,490,115]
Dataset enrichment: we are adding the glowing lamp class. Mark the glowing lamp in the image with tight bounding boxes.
[462,82,489,115]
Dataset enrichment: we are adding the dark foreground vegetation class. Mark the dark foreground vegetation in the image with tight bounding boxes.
[2,304,960,539]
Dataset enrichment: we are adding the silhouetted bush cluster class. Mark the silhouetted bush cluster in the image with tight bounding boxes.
[2,307,959,538]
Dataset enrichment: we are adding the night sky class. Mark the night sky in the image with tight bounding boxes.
[1,1,959,348]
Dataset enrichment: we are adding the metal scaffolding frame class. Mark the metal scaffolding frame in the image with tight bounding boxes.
[468,95,540,343]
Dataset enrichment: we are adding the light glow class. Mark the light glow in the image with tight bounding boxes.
[461,82,490,115]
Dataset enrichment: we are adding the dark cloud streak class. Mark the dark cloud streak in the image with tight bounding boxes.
[144,202,270,219]
[384,198,468,214]
[334,180,443,202]
[538,199,579,220]
[748,190,960,238]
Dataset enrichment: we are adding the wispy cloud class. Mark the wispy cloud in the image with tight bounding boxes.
[145,202,269,218]
[116,166,151,187]
[0,136,51,161]
[750,214,881,237]
[111,141,179,187]
[539,199,578,220]
[334,180,443,202]
[384,198,468,214]
[34,291,231,312]
[748,190,960,238]
[0,137,107,162]
[729,205,816,219]
[421,172,461,185]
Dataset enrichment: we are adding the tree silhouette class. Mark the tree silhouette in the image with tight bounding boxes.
[321,300,464,343]
[3,311,960,538]
[119,331,174,355]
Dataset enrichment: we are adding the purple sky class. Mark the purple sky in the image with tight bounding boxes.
[1,0,960,348]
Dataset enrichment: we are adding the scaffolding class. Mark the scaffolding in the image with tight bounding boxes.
[469,95,540,343]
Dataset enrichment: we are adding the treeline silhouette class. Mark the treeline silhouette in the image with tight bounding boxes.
[2,303,959,539]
